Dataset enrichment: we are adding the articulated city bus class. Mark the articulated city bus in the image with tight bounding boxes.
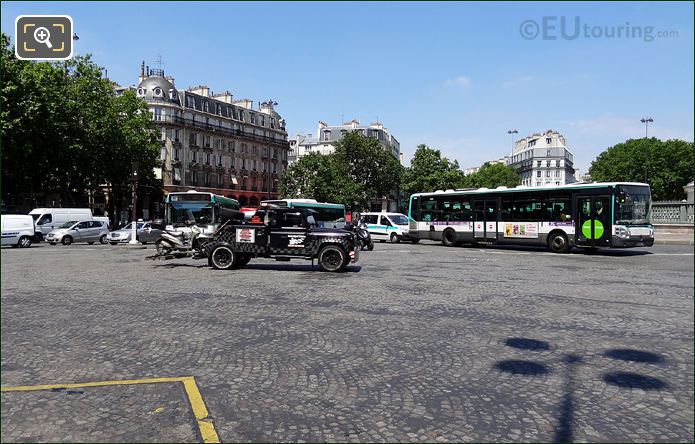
[164,190,240,233]
[408,182,654,252]
[261,199,347,228]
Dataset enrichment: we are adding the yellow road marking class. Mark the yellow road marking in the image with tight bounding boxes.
[183,377,221,443]
[2,376,220,443]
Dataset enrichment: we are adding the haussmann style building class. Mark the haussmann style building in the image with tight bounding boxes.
[136,63,290,208]
[508,129,577,187]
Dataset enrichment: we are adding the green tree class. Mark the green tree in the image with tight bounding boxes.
[278,152,337,202]
[332,131,403,208]
[589,138,694,200]
[461,162,521,189]
[1,32,160,209]
[401,144,466,194]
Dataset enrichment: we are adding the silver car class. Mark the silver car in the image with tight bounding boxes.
[106,221,162,245]
[46,220,109,245]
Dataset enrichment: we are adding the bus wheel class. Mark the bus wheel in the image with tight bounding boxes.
[548,232,569,253]
[442,229,457,247]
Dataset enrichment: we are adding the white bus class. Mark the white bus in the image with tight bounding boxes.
[164,191,240,234]
[260,199,347,228]
[408,182,654,253]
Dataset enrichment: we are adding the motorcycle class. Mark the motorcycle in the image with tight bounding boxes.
[151,220,211,259]
[346,219,374,251]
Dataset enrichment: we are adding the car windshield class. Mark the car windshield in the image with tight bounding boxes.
[59,221,78,228]
[389,215,409,225]
[123,222,145,230]
[615,185,652,225]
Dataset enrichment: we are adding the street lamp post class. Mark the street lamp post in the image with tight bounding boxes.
[640,117,653,184]
[128,161,143,247]
[507,129,518,156]
[262,100,278,200]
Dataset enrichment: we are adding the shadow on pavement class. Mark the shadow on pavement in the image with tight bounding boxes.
[505,337,550,351]
[602,372,667,390]
[495,359,549,376]
[603,348,665,364]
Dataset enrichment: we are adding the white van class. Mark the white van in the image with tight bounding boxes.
[360,212,415,243]
[1,215,36,248]
[29,208,93,235]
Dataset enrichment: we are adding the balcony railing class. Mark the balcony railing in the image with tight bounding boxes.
[157,115,289,147]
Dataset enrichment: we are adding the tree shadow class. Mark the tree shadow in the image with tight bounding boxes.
[505,337,550,351]
[495,359,549,376]
[603,348,665,364]
[602,372,667,390]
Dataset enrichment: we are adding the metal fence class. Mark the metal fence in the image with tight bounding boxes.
[652,201,694,224]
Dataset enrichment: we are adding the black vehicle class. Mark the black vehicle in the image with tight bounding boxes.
[345,219,374,251]
[205,207,359,272]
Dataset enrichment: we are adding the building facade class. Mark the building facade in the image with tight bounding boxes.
[288,119,400,163]
[137,63,289,207]
[462,156,510,176]
[508,129,577,187]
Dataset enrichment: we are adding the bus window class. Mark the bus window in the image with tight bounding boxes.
[422,198,438,222]
[513,200,542,221]
[461,202,473,221]
[546,198,571,221]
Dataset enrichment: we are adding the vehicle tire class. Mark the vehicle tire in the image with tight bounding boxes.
[155,239,173,255]
[548,232,569,253]
[442,229,456,247]
[210,245,237,270]
[100,235,108,244]
[237,254,251,267]
[88,241,95,245]
[318,245,347,272]
[411,239,420,244]
[62,236,73,246]
[18,236,32,248]
[367,241,374,251]
[390,233,400,244]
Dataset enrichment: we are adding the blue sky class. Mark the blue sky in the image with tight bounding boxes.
[2,1,693,173]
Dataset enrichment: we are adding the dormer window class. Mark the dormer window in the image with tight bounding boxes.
[203,100,209,112]
[137,88,145,96]
[153,87,163,97]
[169,89,177,100]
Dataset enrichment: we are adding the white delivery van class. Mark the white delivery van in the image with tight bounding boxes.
[1,215,36,248]
[29,208,93,235]
[359,212,415,243]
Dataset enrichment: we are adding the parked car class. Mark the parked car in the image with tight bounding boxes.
[30,208,93,235]
[106,221,161,245]
[46,220,109,245]
[1,214,36,248]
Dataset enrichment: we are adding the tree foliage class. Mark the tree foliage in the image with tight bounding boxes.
[401,144,466,194]
[279,132,402,208]
[1,32,160,207]
[461,162,521,189]
[589,138,694,200]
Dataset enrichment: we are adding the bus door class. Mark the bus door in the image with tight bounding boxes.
[575,195,611,248]
[473,199,498,241]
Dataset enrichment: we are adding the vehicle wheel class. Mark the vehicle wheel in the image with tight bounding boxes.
[411,239,420,244]
[210,245,237,270]
[548,232,569,253]
[442,229,456,247]
[18,236,32,248]
[155,239,172,255]
[367,241,374,251]
[390,233,400,244]
[62,236,73,246]
[236,255,251,267]
[100,235,108,244]
[318,245,347,272]
[88,241,95,245]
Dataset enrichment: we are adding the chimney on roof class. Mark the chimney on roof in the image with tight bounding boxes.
[139,61,146,83]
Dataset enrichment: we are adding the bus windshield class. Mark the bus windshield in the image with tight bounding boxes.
[615,185,651,225]
[168,202,213,225]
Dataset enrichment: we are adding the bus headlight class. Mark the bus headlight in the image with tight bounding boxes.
[615,226,630,238]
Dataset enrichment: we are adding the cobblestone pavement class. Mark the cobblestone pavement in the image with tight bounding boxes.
[1,242,693,442]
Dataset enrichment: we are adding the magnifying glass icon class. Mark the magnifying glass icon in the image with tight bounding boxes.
[33,26,53,49]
